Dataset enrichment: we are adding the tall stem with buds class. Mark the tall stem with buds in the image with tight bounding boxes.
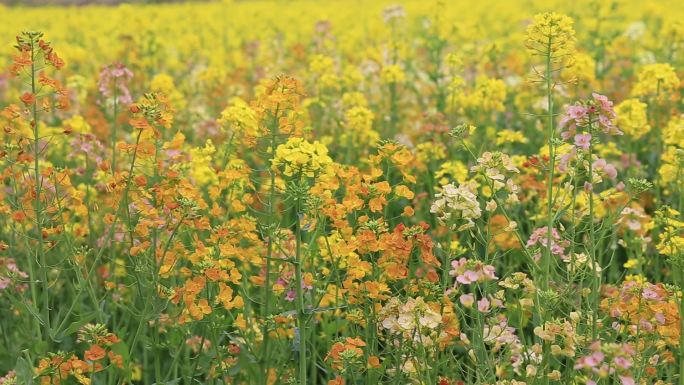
[261,106,279,384]
[28,35,51,340]
[543,36,555,293]
[587,126,599,339]
[294,180,307,385]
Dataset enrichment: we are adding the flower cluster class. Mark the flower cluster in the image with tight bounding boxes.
[631,63,681,99]
[272,137,333,177]
[470,151,520,200]
[559,93,621,138]
[0,257,28,291]
[97,62,133,106]
[525,12,576,61]
[450,258,497,286]
[430,182,481,229]
[614,98,650,139]
[526,226,570,261]
[379,296,449,347]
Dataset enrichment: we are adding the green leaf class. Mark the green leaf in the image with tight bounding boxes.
[15,356,34,385]
[54,311,99,340]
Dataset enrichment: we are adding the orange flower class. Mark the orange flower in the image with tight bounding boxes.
[367,355,381,368]
[20,92,36,105]
[84,345,106,361]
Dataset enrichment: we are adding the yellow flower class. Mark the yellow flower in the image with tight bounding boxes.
[218,97,258,146]
[658,146,684,186]
[415,142,446,164]
[562,51,596,85]
[525,12,576,61]
[615,98,650,138]
[272,137,333,178]
[381,64,406,84]
[345,106,374,132]
[496,129,529,145]
[343,106,379,146]
[189,139,218,185]
[341,92,368,108]
[309,54,335,74]
[623,259,640,269]
[663,115,684,148]
[631,63,680,98]
[435,161,468,186]
[463,76,507,112]
[151,73,186,110]
[62,115,91,134]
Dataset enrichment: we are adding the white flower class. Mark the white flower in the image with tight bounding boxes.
[430,182,481,227]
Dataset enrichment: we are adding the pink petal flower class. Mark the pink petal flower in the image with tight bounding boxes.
[574,133,592,150]
[459,294,474,308]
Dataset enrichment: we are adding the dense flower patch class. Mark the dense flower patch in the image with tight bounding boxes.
[0,1,683,384]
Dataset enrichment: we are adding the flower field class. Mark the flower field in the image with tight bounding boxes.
[1,0,684,384]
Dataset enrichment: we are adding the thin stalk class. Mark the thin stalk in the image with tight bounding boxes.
[261,107,279,384]
[30,39,51,340]
[543,36,556,294]
[111,84,119,172]
[294,188,307,385]
[679,272,684,385]
[587,130,598,339]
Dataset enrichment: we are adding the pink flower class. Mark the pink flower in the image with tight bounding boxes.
[613,356,632,369]
[561,94,622,142]
[560,105,588,128]
[640,318,654,331]
[98,62,134,105]
[526,226,569,261]
[459,294,474,308]
[585,351,604,367]
[285,289,296,302]
[593,158,607,169]
[592,92,614,114]
[456,270,480,284]
[592,158,618,179]
[557,147,577,172]
[482,265,497,280]
[619,376,635,385]
[642,286,661,300]
[477,297,490,313]
[574,133,592,149]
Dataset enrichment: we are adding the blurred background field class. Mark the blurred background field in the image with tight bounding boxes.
[0,0,193,5]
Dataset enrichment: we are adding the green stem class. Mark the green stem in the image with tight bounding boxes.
[111,84,118,172]
[543,36,556,295]
[30,38,51,341]
[261,107,279,384]
[294,189,307,385]
[587,126,599,340]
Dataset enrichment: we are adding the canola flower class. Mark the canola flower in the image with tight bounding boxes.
[525,12,576,62]
[272,137,333,177]
[0,2,683,385]
[615,98,650,139]
[631,63,681,99]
